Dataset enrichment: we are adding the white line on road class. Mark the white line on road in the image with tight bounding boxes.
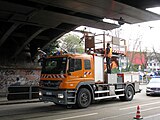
[141,106,160,112]
[98,112,134,120]
[99,104,160,120]
[145,113,160,119]
[54,113,98,120]
[119,101,160,110]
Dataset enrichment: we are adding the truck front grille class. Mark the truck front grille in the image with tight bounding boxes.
[40,80,61,89]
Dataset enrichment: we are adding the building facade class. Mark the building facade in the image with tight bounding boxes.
[122,51,160,72]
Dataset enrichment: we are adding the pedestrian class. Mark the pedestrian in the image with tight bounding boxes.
[37,47,47,66]
[105,43,112,73]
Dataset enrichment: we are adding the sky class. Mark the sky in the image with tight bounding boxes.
[67,7,160,53]
[122,20,160,52]
[70,20,160,52]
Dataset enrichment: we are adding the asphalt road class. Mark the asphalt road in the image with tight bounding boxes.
[1,84,160,120]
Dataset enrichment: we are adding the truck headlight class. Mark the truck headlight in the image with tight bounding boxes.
[58,93,64,99]
[39,91,42,96]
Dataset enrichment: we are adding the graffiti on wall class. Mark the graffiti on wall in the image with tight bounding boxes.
[0,68,41,96]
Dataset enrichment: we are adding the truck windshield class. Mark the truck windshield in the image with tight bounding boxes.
[42,57,67,74]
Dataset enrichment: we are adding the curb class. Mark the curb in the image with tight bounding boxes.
[0,99,40,105]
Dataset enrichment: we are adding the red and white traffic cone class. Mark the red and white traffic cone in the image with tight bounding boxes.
[133,105,143,120]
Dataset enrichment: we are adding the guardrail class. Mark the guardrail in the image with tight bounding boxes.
[7,86,39,100]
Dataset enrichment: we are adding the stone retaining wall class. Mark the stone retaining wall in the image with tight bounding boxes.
[0,66,41,96]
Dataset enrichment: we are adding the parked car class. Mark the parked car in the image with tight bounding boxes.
[146,76,160,96]
[154,71,160,76]
[147,72,155,76]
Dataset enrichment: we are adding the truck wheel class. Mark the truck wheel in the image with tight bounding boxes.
[119,86,134,101]
[77,88,91,108]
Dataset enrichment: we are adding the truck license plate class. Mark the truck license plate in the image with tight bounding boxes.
[46,92,52,95]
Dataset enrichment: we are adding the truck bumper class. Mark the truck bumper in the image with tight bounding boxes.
[39,89,76,105]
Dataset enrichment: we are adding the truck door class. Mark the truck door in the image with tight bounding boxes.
[68,58,84,82]
[83,59,94,81]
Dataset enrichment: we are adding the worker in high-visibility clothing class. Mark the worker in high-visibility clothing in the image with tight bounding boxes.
[105,43,112,73]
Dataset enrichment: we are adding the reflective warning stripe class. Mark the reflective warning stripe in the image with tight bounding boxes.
[84,72,92,75]
[41,74,66,78]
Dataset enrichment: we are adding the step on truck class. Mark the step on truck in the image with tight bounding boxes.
[39,32,141,108]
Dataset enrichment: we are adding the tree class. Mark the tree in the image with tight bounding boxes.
[126,37,142,71]
[59,34,84,53]
[153,47,160,64]
[140,47,152,70]
[43,33,84,56]
[44,40,59,55]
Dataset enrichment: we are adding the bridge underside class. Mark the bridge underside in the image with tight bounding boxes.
[0,0,160,64]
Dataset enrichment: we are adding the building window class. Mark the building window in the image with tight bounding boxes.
[121,57,124,60]
[150,63,152,66]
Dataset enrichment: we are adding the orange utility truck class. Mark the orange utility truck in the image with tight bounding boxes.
[39,33,141,108]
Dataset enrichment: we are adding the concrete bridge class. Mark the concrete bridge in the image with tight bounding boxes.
[0,0,160,97]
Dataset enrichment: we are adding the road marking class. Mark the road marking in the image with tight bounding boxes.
[145,113,160,119]
[99,105,160,120]
[141,106,160,112]
[119,101,160,110]
[98,112,134,120]
[54,113,98,120]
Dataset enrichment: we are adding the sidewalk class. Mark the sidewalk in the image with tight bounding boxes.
[0,96,40,105]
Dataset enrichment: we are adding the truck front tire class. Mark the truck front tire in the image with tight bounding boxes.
[119,86,134,101]
[76,88,91,108]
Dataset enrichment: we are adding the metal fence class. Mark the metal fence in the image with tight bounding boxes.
[7,86,39,100]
